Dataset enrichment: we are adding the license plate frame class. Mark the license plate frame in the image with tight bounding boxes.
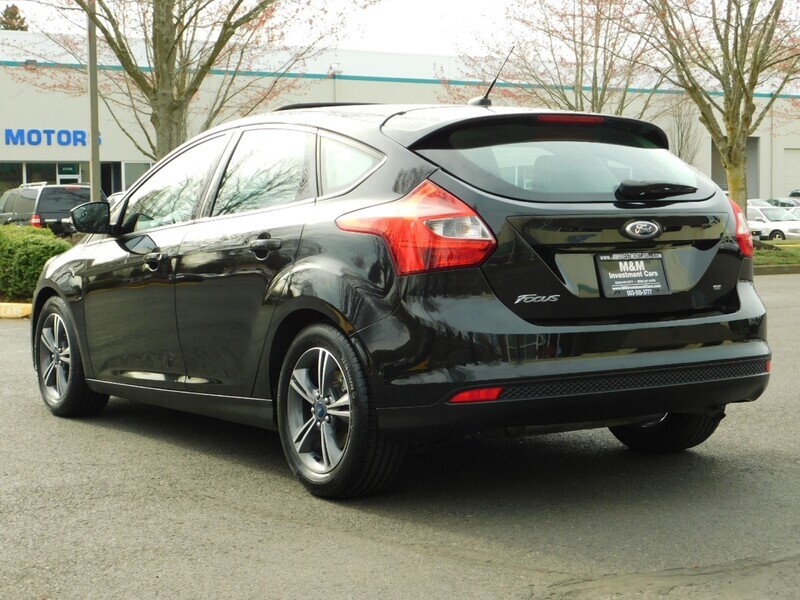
[596,251,670,298]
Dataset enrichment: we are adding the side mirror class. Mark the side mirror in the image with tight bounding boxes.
[71,201,110,234]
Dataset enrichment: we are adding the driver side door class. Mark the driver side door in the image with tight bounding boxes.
[80,134,230,389]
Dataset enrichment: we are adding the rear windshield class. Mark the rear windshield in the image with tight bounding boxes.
[38,187,92,212]
[414,121,715,202]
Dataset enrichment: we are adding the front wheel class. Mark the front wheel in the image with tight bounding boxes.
[35,296,108,417]
[609,411,723,453]
[769,230,786,240]
[276,324,405,498]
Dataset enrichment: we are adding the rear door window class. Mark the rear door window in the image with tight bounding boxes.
[11,189,36,213]
[0,190,12,211]
[414,119,714,202]
[38,187,92,212]
[212,128,315,216]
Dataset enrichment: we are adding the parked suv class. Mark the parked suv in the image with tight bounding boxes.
[0,182,98,235]
[32,104,770,498]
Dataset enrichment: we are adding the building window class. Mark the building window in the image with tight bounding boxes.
[123,162,153,190]
[26,162,57,185]
[0,163,23,192]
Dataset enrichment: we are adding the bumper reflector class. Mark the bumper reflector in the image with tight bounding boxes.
[449,387,503,404]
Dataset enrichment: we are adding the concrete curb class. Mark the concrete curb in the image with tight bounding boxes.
[753,265,800,276]
[1,266,798,320]
[0,303,32,319]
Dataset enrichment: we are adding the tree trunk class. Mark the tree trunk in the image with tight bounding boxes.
[723,139,749,211]
[151,0,183,160]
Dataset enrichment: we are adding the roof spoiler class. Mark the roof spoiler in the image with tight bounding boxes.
[273,102,378,112]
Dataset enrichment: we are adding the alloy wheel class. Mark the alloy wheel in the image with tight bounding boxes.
[38,313,72,402]
[286,347,352,474]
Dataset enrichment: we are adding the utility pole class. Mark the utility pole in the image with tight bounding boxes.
[87,0,101,201]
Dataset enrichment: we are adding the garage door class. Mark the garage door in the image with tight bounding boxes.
[783,149,800,195]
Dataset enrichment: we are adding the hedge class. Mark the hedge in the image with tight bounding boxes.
[0,226,72,301]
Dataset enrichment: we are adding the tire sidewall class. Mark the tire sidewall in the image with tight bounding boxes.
[276,324,372,495]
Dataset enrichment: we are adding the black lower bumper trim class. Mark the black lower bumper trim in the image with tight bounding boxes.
[377,358,770,438]
[498,359,769,400]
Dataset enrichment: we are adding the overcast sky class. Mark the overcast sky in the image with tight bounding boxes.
[14,0,512,56]
[333,0,511,54]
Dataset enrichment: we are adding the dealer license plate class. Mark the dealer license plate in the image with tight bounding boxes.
[597,252,669,298]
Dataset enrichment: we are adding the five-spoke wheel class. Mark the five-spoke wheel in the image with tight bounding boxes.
[286,346,352,474]
[38,312,72,403]
[34,296,108,417]
[277,324,404,498]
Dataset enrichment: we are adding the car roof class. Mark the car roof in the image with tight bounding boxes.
[204,104,670,150]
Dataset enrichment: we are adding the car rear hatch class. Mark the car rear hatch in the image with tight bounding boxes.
[386,109,749,324]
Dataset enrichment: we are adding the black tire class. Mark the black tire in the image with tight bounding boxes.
[276,323,405,498]
[609,411,723,453]
[769,230,785,240]
[34,296,108,417]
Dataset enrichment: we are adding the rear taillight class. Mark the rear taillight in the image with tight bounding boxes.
[729,198,753,258]
[29,214,42,228]
[336,180,497,276]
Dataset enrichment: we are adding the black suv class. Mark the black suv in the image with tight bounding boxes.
[32,104,770,498]
[1,182,96,235]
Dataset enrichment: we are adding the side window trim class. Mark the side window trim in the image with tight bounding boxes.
[194,130,243,220]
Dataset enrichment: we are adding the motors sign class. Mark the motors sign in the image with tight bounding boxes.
[4,128,100,147]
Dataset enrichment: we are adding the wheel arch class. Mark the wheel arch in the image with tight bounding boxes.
[30,285,61,367]
[259,300,376,425]
[31,285,97,379]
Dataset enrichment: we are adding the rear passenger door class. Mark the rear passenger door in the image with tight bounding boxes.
[175,126,316,397]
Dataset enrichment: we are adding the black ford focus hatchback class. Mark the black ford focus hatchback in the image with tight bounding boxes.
[32,104,770,498]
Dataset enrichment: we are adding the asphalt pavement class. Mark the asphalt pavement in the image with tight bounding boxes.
[1,275,798,599]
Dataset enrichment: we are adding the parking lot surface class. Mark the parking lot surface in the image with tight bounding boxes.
[1,275,798,599]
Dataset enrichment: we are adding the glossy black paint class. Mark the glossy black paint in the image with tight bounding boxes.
[33,104,770,440]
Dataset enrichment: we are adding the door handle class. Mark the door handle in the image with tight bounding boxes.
[249,238,282,252]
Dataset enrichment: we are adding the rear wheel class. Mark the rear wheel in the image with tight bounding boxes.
[276,324,405,498]
[35,296,108,417]
[609,411,723,453]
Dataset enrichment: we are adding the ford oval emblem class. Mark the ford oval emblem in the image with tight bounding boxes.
[622,220,662,240]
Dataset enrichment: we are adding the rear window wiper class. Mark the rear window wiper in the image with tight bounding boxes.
[616,180,698,200]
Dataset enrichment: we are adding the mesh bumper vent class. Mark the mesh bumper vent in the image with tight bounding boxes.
[498,359,769,401]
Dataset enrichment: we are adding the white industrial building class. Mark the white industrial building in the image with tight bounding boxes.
[2,30,800,197]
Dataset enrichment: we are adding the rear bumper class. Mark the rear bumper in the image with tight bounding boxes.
[354,273,770,437]
[375,354,769,437]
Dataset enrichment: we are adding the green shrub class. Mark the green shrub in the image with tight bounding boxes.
[0,226,72,301]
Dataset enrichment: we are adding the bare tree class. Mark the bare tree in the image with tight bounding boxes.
[446,0,665,119]
[667,93,702,165]
[642,0,800,208]
[23,0,373,160]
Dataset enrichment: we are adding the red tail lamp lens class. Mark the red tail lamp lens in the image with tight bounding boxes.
[729,198,753,258]
[336,180,496,276]
[29,214,42,228]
